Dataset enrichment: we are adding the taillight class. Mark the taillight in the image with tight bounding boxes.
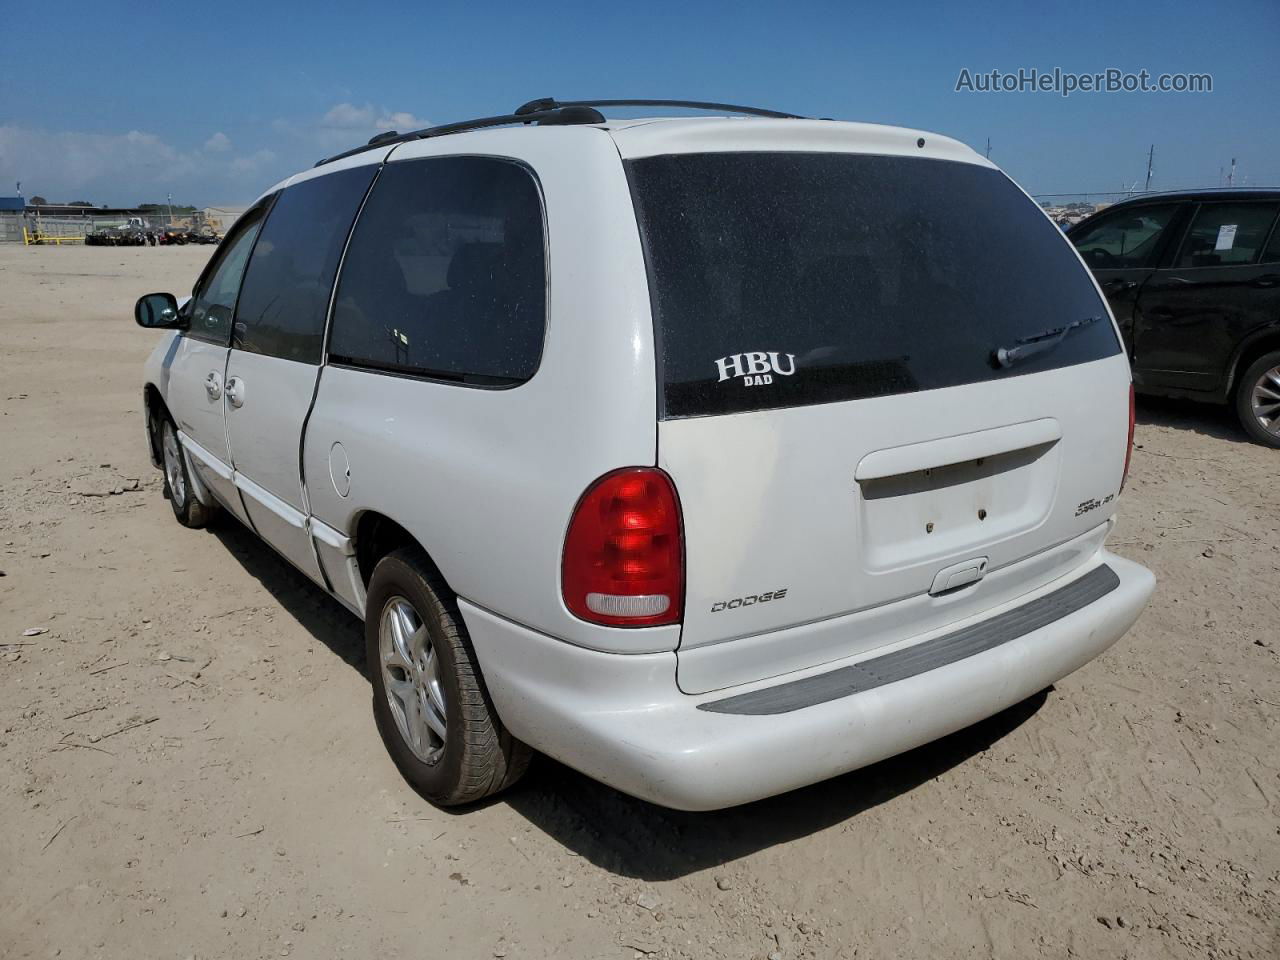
[1121,383,1135,491]
[562,467,683,627]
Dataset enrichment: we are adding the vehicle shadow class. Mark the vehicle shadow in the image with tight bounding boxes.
[211,519,368,678]
[1136,394,1250,444]
[209,515,1049,880]
[502,689,1048,880]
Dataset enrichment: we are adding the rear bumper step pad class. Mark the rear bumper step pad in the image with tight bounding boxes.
[698,564,1120,716]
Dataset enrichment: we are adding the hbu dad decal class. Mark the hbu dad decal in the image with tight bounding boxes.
[714,351,797,387]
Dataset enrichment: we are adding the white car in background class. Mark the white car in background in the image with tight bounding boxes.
[136,99,1155,810]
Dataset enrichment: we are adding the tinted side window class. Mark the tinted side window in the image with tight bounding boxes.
[1263,219,1280,264]
[186,207,265,344]
[1176,202,1279,268]
[329,157,546,384]
[1071,204,1181,269]
[233,165,378,363]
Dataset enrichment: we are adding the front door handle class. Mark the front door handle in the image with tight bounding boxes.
[1252,274,1280,289]
[225,376,246,408]
[1102,278,1137,293]
[204,370,223,400]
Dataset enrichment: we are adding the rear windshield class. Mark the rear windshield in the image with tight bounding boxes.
[627,152,1120,418]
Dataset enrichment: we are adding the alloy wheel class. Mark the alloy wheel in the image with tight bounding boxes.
[162,423,186,506]
[378,597,447,763]
[1250,365,1280,437]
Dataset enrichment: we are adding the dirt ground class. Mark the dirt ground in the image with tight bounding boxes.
[1,243,1277,960]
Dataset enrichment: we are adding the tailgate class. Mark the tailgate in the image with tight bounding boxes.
[660,356,1130,692]
[625,147,1131,692]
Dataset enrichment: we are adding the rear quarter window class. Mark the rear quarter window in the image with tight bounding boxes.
[628,152,1121,418]
[328,156,546,385]
[1176,202,1279,268]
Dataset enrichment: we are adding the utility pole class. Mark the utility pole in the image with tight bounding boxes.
[985,137,992,159]
[1144,144,1154,192]
[166,192,173,226]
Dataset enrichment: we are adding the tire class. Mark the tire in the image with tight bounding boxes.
[1234,349,1280,448]
[365,548,531,806]
[159,418,212,527]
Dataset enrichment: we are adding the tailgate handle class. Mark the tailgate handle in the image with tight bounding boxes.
[855,418,1061,482]
[929,557,989,596]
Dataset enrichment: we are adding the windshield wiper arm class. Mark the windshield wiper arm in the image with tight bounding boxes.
[992,315,1102,369]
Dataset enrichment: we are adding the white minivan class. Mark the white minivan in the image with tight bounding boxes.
[136,99,1155,811]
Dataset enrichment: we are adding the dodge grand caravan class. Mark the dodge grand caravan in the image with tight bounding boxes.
[135,99,1155,810]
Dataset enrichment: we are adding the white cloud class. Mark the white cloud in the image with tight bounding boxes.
[230,149,276,174]
[320,102,377,129]
[0,124,285,205]
[319,102,426,133]
[0,125,196,193]
[269,102,428,159]
[0,102,430,205]
[379,110,425,131]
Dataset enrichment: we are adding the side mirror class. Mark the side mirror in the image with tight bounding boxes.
[135,292,183,329]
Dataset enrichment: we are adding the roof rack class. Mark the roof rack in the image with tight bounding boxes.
[315,105,605,166]
[513,98,806,120]
[314,98,805,167]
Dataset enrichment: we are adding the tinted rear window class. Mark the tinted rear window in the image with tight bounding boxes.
[628,152,1120,418]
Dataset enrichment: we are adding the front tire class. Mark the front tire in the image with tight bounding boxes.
[160,419,212,527]
[1234,350,1280,448]
[365,548,530,806]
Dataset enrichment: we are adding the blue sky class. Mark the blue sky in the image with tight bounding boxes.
[2,0,1277,206]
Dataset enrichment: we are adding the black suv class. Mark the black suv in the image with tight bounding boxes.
[1068,189,1280,446]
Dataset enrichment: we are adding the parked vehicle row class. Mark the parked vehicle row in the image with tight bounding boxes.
[86,228,148,246]
[83,226,221,247]
[137,100,1154,810]
[159,228,220,246]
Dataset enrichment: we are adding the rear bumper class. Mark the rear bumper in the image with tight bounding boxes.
[462,550,1154,811]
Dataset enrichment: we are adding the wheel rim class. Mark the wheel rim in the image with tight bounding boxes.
[162,424,186,506]
[1250,365,1280,436]
[378,597,447,763]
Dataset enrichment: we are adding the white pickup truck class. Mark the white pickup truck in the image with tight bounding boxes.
[136,99,1155,810]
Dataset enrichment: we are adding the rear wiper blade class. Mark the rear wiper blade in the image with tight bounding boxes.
[992,315,1102,369]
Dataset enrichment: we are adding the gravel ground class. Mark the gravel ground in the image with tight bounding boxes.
[1,244,1277,960]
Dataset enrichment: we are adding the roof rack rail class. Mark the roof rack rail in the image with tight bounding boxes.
[314,105,605,167]
[314,98,806,167]
[515,98,806,120]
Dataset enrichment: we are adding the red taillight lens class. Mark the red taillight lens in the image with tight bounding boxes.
[1121,383,1135,492]
[562,467,683,627]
